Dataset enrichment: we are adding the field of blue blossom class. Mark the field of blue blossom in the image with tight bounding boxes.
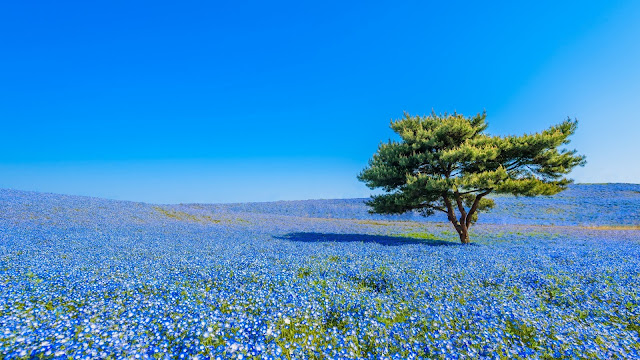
[1,184,639,359]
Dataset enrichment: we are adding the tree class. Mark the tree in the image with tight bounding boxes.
[358,111,586,244]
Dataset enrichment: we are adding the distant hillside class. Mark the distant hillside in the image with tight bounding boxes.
[199,183,640,226]
[1,183,639,226]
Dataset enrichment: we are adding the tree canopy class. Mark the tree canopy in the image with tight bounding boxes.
[358,111,586,244]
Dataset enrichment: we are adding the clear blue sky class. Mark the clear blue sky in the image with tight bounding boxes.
[1,1,639,203]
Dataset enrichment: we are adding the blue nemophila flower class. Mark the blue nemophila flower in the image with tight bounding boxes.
[0,185,639,358]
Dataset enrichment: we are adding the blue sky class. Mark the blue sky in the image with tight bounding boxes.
[1,1,639,203]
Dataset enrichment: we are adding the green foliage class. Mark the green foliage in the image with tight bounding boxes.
[358,111,585,243]
[504,318,540,349]
[323,307,349,330]
[395,231,439,240]
[297,266,312,279]
[351,269,394,293]
[153,206,221,223]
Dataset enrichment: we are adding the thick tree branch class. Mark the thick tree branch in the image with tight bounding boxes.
[442,196,458,226]
[453,190,467,225]
[465,189,493,228]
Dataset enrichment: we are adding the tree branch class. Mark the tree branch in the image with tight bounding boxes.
[465,189,493,228]
[442,195,460,229]
[453,190,467,224]
[457,188,488,195]
[412,203,448,214]
[426,205,448,213]
[506,158,524,171]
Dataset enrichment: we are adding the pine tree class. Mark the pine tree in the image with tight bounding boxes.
[358,111,586,244]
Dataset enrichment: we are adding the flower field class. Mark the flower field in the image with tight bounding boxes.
[1,184,639,359]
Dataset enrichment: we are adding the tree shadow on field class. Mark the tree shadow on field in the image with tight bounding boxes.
[276,232,460,247]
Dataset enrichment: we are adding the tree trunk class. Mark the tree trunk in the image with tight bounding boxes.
[443,195,472,244]
[457,227,470,244]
